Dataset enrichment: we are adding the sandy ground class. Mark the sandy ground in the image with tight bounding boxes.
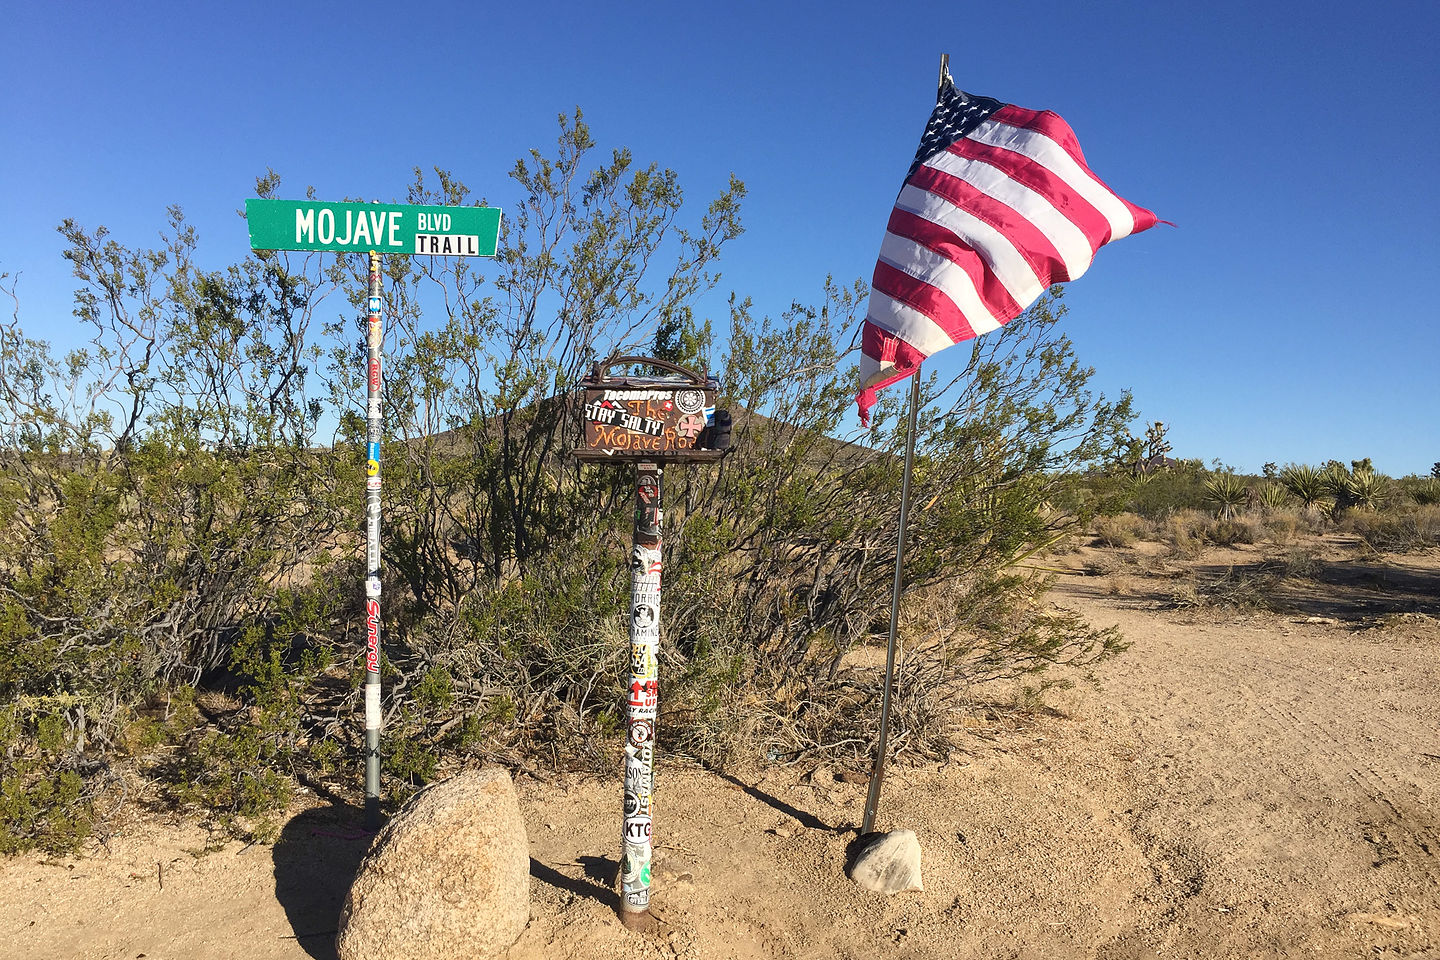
[3,547,1438,960]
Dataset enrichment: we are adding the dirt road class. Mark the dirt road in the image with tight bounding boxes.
[3,565,1436,959]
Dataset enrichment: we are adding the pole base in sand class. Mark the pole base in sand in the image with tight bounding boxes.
[618,907,658,933]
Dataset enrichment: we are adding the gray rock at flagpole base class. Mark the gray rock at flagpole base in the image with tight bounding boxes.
[846,829,924,895]
[336,767,530,960]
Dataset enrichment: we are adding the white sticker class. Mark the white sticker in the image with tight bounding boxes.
[365,578,382,597]
[365,684,382,730]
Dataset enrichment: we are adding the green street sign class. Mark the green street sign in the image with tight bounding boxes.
[245,199,501,256]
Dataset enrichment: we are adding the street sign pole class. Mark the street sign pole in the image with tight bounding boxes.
[245,195,500,828]
[363,251,384,829]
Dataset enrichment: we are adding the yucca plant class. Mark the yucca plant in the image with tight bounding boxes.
[1204,472,1249,520]
[1326,463,1388,513]
[1256,483,1290,512]
[1410,479,1440,506]
[1280,464,1329,511]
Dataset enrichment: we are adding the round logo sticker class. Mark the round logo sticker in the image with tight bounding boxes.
[629,719,653,746]
[674,388,705,415]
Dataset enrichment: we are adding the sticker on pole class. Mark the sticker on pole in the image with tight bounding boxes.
[365,684,382,730]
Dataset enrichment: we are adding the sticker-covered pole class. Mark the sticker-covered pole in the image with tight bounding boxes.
[363,251,384,829]
[620,462,662,928]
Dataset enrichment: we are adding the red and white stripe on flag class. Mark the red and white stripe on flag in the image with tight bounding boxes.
[856,85,1162,425]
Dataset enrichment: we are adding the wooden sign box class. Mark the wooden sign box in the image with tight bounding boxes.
[575,357,730,463]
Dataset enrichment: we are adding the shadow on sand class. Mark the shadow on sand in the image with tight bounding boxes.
[272,801,376,960]
[530,855,620,911]
[715,771,839,832]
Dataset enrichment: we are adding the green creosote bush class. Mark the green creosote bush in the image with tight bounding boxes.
[0,705,95,855]
[1121,458,1211,519]
[0,113,1139,851]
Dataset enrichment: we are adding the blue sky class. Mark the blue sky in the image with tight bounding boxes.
[3,0,1437,474]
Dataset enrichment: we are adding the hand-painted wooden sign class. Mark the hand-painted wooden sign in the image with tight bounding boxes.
[575,356,732,463]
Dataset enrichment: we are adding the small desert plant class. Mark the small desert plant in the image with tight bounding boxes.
[1204,472,1249,520]
[1162,510,1208,559]
[1205,516,1262,546]
[1083,553,1124,578]
[1263,508,1303,545]
[1180,566,1280,611]
[1093,512,1149,548]
[1275,545,1323,579]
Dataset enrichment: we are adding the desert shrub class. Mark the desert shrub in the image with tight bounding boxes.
[1275,545,1323,579]
[1161,510,1208,559]
[1,221,353,849]
[0,702,97,854]
[1205,515,1262,546]
[1092,512,1149,548]
[1338,504,1440,552]
[1263,508,1304,545]
[1124,459,1210,518]
[0,115,1140,850]
[1083,553,1123,577]
[1170,564,1281,611]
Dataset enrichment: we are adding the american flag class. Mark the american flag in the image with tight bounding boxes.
[856,73,1162,424]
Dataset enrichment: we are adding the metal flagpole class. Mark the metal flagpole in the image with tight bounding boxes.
[363,251,384,829]
[620,462,663,927]
[860,50,949,838]
[861,367,921,835]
